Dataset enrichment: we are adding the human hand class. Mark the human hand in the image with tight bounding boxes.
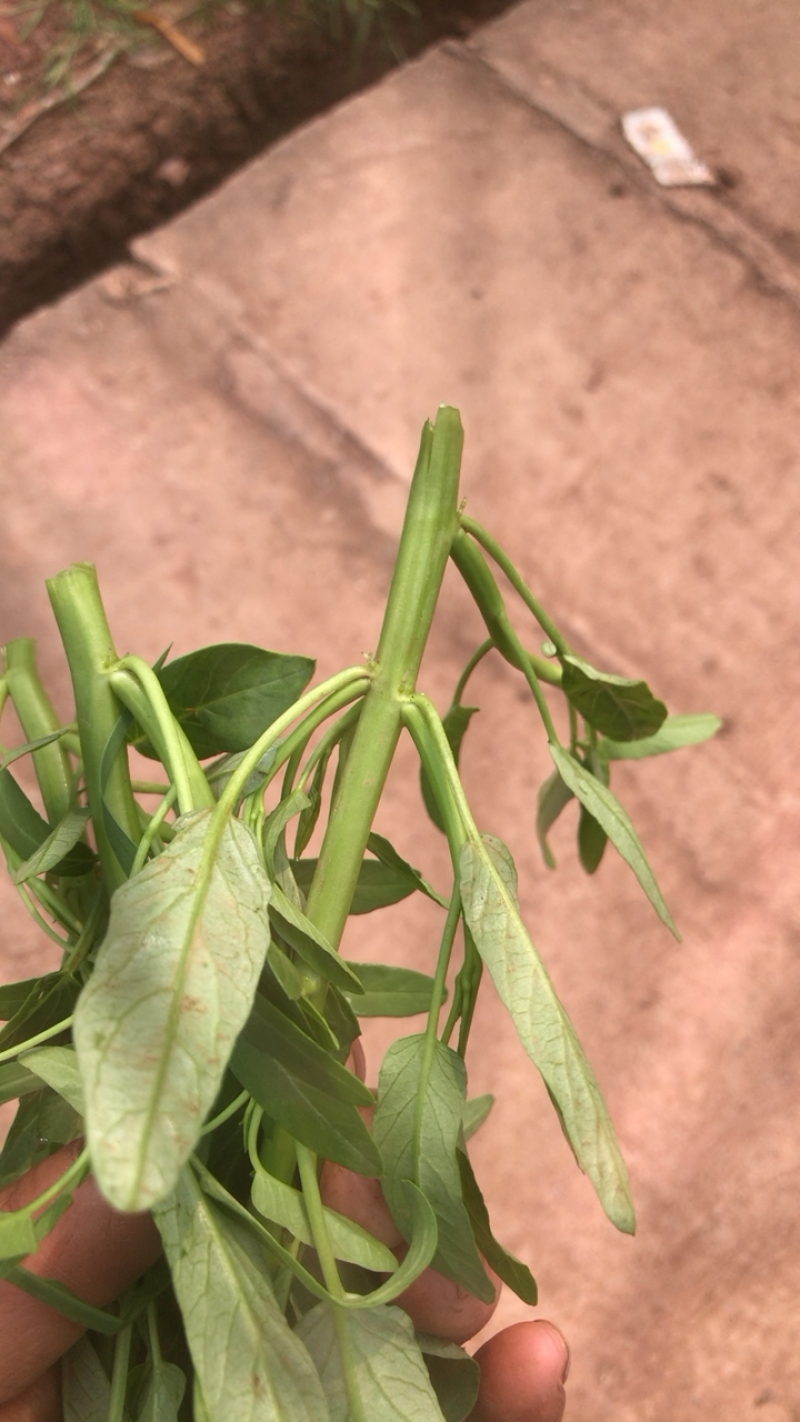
[0,1053,568,1422]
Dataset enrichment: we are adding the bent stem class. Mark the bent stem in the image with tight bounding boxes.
[305,407,464,960]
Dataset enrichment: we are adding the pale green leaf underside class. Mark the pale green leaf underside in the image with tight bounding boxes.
[459,836,635,1233]
[297,1303,447,1422]
[62,1336,114,1422]
[74,810,272,1210]
[604,712,722,760]
[137,1360,186,1421]
[373,1035,494,1300]
[549,744,679,938]
[251,1168,398,1273]
[155,1168,328,1422]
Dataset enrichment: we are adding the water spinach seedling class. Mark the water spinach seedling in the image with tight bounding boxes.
[0,407,719,1420]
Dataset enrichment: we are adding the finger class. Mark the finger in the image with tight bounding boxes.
[319,1156,500,1342]
[0,1145,161,1404]
[468,1320,569,1422]
[0,1365,62,1422]
[389,1252,500,1344]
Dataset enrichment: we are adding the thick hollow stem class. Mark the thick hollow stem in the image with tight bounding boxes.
[47,564,141,892]
[304,407,464,955]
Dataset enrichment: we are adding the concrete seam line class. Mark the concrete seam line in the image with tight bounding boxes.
[442,38,800,316]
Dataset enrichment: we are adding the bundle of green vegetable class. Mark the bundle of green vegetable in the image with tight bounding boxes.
[0,407,718,1420]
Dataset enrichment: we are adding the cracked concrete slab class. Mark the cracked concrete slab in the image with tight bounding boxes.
[2,2,800,1417]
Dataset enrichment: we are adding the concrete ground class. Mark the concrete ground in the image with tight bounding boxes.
[2,1,800,1417]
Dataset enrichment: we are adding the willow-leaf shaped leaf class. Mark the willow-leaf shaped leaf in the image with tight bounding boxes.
[459,835,635,1234]
[603,711,722,760]
[154,1168,328,1422]
[74,810,271,1210]
[550,744,678,936]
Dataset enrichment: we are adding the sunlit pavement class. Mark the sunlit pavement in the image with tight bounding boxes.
[1,4,799,1416]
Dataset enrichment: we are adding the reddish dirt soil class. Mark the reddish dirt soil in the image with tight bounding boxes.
[0,0,514,334]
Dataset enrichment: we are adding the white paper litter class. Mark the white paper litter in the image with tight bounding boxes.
[621,107,715,188]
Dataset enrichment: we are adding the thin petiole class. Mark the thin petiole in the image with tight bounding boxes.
[108,1323,133,1422]
[3,1015,74,1063]
[63,881,105,973]
[130,783,178,877]
[452,637,493,706]
[459,514,570,656]
[16,1144,90,1221]
[200,1088,250,1137]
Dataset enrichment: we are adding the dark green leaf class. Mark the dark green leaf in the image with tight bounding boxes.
[154,1168,328,1421]
[550,744,678,937]
[0,1060,40,1105]
[297,1303,445,1422]
[74,810,272,1210]
[343,962,439,1018]
[457,1149,538,1304]
[460,835,635,1233]
[0,973,78,1052]
[373,1034,494,1301]
[0,769,95,878]
[240,995,372,1106]
[14,808,91,884]
[0,1091,52,1190]
[322,985,361,1059]
[536,768,574,869]
[267,943,307,1000]
[603,712,723,760]
[577,805,608,874]
[366,832,448,907]
[418,1336,480,1422]
[560,655,667,741]
[292,857,416,914]
[420,705,479,833]
[132,645,315,760]
[99,711,139,879]
[0,1087,81,1191]
[230,1038,381,1176]
[269,885,364,995]
[0,977,48,1023]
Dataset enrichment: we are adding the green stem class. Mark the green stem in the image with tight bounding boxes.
[296,1144,367,1422]
[2,639,73,824]
[2,1015,73,1064]
[130,784,178,876]
[305,408,464,956]
[110,657,213,813]
[459,514,570,655]
[108,1323,132,1422]
[214,668,371,825]
[452,638,493,706]
[20,1145,90,1221]
[46,565,141,892]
